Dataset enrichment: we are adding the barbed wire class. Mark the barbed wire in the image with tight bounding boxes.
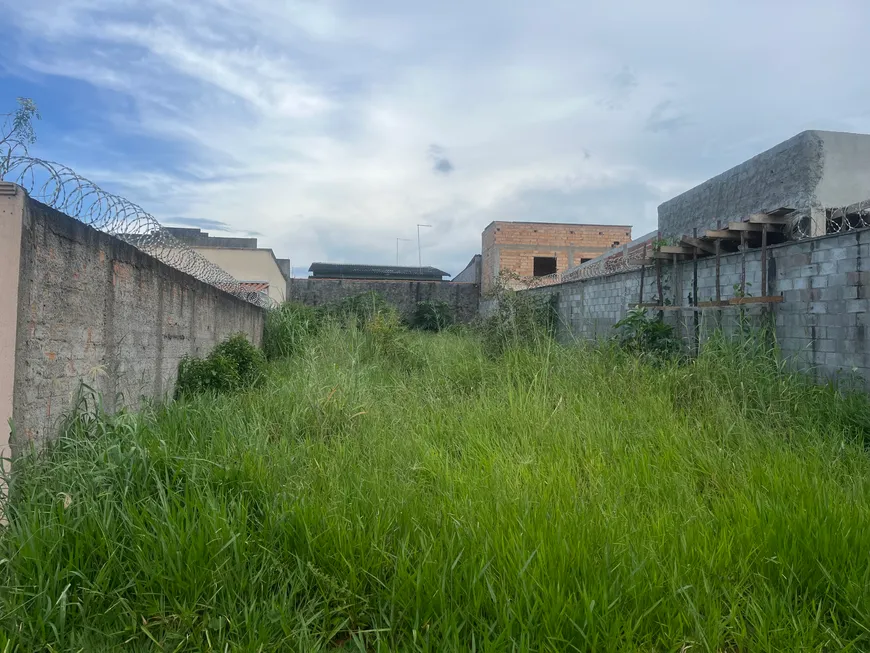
[538,200,870,289]
[788,201,870,240]
[0,154,268,307]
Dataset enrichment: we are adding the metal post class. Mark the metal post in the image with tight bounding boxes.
[715,239,721,303]
[692,228,699,353]
[638,243,647,305]
[761,224,769,296]
[740,230,747,297]
[692,229,698,306]
[656,257,663,319]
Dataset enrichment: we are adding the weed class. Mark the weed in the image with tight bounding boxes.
[408,300,454,332]
[3,325,870,650]
[262,302,321,360]
[613,307,680,359]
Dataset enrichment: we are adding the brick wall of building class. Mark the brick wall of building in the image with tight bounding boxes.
[481,222,632,293]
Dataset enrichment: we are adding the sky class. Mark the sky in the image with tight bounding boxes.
[2,0,870,277]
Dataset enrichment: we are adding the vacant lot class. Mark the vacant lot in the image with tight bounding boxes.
[2,318,870,651]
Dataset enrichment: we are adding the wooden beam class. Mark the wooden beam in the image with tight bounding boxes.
[728,296,783,305]
[652,251,689,260]
[748,213,790,225]
[638,297,784,310]
[706,229,743,240]
[765,207,796,217]
[659,245,695,255]
[729,221,766,232]
[680,236,717,254]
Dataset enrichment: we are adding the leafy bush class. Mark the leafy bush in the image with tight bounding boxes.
[409,300,454,332]
[211,333,267,386]
[175,333,265,398]
[613,307,680,358]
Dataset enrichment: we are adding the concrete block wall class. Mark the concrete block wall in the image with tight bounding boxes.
[527,227,870,388]
[658,130,870,239]
[1,188,264,450]
[482,222,632,293]
[286,278,480,323]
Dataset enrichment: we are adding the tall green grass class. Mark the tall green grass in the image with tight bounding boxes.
[2,320,870,651]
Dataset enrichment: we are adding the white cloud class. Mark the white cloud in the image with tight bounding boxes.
[4,0,870,274]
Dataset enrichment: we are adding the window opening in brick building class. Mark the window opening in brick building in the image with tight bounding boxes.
[580,258,592,264]
[533,256,557,277]
[612,240,620,247]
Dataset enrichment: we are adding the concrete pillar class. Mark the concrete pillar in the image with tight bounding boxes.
[0,183,25,510]
[809,207,827,238]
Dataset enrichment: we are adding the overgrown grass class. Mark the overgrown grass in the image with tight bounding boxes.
[2,320,870,651]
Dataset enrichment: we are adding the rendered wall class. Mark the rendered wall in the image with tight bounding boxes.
[527,228,870,388]
[658,130,870,238]
[453,255,482,284]
[192,247,287,303]
[6,192,264,449]
[286,278,480,323]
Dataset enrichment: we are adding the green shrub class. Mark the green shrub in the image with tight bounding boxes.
[409,300,454,332]
[174,333,264,398]
[211,333,267,386]
[612,307,680,359]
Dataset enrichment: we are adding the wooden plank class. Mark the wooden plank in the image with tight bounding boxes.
[728,296,783,305]
[765,207,796,217]
[729,221,766,232]
[706,229,743,240]
[634,305,684,311]
[638,242,647,305]
[652,251,689,260]
[639,297,783,310]
[655,257,663,318]
[659,245,695,255]
[761,224,768,296]
[714,239,721,303]
[681,236,717,254]
[749,213,790,225]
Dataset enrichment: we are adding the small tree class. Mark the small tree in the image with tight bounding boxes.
[1,97,40,174]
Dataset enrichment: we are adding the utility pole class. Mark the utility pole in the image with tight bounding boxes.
[417,224,432,267]
[396,237,411,265]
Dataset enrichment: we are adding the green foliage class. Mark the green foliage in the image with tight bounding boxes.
[408,299,454,332]
[613,307,680,358]
[263,302,321,360]
[1,97,41,171]
[11,97,40,145]
[4,329,870,650]
[331,291,397,328]
[174,333,264,398]
[211,333,267,387]
[479,272,558,357]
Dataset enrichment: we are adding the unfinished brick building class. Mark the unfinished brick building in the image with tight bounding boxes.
[481,222,632,293]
